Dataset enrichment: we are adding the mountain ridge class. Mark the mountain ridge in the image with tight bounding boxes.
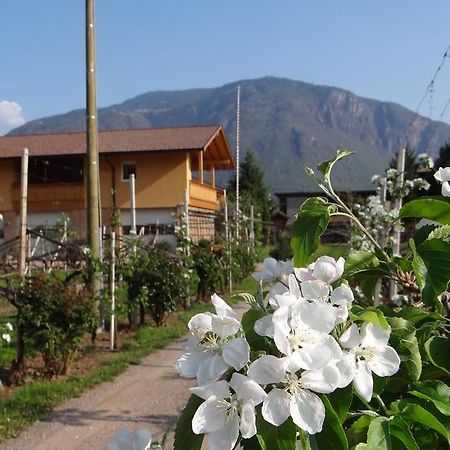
[8,76,450,192]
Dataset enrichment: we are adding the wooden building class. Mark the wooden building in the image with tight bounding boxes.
[0,125,235,243]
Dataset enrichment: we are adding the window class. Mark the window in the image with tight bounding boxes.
[121,162,136,182]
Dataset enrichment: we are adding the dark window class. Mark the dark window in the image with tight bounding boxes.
[122,162,136,181]
[23,156,83,184]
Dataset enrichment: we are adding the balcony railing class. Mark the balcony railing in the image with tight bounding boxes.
[189,181,220,210]
[12,183,85,209]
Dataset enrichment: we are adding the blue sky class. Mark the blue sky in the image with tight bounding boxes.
[1,1,450,134]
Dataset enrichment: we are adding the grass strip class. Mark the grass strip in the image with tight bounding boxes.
[0,301,216,442]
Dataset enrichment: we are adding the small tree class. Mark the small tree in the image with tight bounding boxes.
[228,151,273,223]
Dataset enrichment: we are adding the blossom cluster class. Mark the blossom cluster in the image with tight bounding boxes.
[2,322,12,344]
[434,167,450,197]
[174,256,400,449]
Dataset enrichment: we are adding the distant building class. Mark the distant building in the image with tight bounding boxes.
[0,125,235,243]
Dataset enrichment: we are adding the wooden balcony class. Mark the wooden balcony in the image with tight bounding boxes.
[12,183,85,211]
[189,180,221,211]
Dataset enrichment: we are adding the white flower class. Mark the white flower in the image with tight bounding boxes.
[434,167,450,197]
[294,256,344,285]
[191,373,267,450]
[339,322,400,402]
[107,428,152,450]
[2,334,11,344]
[248,355,339,434]
[272,303,337,370]
[252,257,281,282]
[5,323,13,331]
[174,294,250,384]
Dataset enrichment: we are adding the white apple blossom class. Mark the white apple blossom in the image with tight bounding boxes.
[252,257,293,283]
[174,294,250,384]
[434,166,450,197]
[107,428,152,450]
[339,322,400,402]
[248,355,339,434]
[191,373,267,450]
[295,256,344,284]
[2,333,11,344]
[5,323,13,331]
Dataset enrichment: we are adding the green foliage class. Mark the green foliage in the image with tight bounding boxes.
[291,197,336,267]
[228,151,273,222]
[13,272,96,377]
[192,240,225,301]
[399,196,450,225]
[173,395,204,450]
[231,242,257,283]
[120,246,186,326]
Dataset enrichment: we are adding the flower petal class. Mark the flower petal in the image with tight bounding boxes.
[229,373,267,405]
[360,322,390,349]
[134,429,152,450]
[240,403,257,439]
[288,273,302,299]
[331,284,354,306]
[211,293,237,318]
[188,313,212,339]
[442,181,450,197]
[174,350,209,378]
[192,396,227,434]
[197,355,229,385]
[254,314,274,338]
[211,315,241,339]
[340,323,361,349]
[301,280,330,300]
[336,351,356,388]
[222,337,250,371]
[290,390,325,434]
[206,412,240,450]
[369,346,400,377]
[248,355,287,384]
[262,388,291,426]
[294,267,315,282]
[353,360,373,402]
[190,380,230,400]
[434,166,450,182]
[300,302,337,333]
[300,365,340,394]
[291,344,331,371]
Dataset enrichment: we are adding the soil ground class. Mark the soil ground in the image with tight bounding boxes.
[0,303,249,450]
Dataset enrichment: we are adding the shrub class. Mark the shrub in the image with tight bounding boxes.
[13,272,96,377]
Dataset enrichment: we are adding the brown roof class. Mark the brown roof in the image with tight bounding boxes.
[0,125,223,158]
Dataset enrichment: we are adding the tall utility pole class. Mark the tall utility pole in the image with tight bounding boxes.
[86,0,101,318]
[18,148,29,277]
[235,85,241,239]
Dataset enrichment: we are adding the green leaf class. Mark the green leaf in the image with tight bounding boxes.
[355,307,389,330]
[255,413,296,450]
[409,380,450,416]
[354,445,369,450]
[241,308,277,353]
[173,394,204,450]
[346,415,373,447]
[397,306,442,325]
[366,416,420,450]
[424,336,450,374]
[314,395,349,450]
[389,417,420,450]
[317,149,354,182]
[427,224,450,241]
[390,400,449,442]
[367,417,392,450]
[291,197,335,267]
[410,238,450,307]
[343,251,380,278]
[328,384,353,424]
[399,196,450,225]
[387,317,421,381]
[413,224,438,246]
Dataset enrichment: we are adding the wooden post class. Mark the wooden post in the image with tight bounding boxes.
[110,231,117,350]
[390,148,406,299]
[86,0,101,341]
[374,177,387,306]
[129,173,136,235]
[18,148,29,277]
[210,164,216,188]
[250,205,255,253]
[224,190,232,292]
[198,151,204,184]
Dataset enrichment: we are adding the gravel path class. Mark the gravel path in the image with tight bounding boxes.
[0,302,248,450]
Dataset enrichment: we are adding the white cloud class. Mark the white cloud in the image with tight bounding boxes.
[0,100,26,135]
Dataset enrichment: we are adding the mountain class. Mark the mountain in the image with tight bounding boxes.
[9,77,450,192]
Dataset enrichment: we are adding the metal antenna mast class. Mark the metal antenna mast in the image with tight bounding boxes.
[235,85,241,238]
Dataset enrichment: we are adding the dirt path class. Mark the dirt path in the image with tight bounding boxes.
[0,303,248,450]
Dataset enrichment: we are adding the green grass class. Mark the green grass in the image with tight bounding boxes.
[0,280,257,442]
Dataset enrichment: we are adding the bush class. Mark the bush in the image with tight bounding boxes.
[120,246,186,327]
[192,240,225,301]
[13,272,96,377]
